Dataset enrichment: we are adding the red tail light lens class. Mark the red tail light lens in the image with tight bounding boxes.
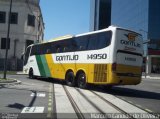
[112,63,117,71]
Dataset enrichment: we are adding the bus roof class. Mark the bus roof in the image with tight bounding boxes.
[76,25,141,37]
[27,25,141,48]
[75,25,119,37]
[48,35,74,42]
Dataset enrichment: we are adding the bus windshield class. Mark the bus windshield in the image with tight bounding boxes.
[24,46,31,66]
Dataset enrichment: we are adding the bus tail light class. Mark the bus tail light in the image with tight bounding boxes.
[112,63,117,71]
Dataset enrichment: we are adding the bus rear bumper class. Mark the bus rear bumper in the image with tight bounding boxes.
[91,76,141,85]
[109,74,142,85]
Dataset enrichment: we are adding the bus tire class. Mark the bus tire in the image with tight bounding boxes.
[77,72,87,89]
[29,68,34,79]
[65,72,76,87]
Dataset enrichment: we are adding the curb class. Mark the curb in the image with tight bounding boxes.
[16,72,26,75]
[142,77,160,80]
[0,79,21,85]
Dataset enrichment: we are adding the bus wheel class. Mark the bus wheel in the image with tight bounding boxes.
[29,68,34,79]
[77,72,87,89]
[65,72,76,87]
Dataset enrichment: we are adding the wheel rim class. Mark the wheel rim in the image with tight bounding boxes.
[68,75,73,84]
[78,74,86,88]
[66,72,75,86]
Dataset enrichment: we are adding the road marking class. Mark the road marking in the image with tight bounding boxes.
[48,107,52,111]
[21,107,44,113]
[30,93,46,97]
[48,102,52,106]
[48,98,52,102]
[47,84,53,118]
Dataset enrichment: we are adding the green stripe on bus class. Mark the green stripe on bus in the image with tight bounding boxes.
[40,55,51,77]
[36,55,46,76]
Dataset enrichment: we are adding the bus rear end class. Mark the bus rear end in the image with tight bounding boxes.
[109,28,143,85]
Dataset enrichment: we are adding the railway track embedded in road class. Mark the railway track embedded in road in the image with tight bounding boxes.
[63,85,85,119]
[52,84,158,119]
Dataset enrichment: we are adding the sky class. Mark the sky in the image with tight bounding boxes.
[40,0,90,40]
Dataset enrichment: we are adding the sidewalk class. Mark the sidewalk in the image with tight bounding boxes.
[16,71,25,75]
[142,73,160,80]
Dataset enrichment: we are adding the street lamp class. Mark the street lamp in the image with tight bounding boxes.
[3,0,13,79]
[139,29,150,78]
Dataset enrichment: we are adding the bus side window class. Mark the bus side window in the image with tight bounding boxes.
[56,47,60,53]
[64,47,70,52]
[88,34,98,50]
[51,43,56,53]
[74,36,89,51]
[71,38,78,51]
[97,31,112,49]
[56,45,62,53]
[79,46,85,50]
[46,49,50,54]
[63,39,73,52]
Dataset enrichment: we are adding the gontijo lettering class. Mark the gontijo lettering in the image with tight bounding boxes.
[120,40,141,48]
[56,55,79,61]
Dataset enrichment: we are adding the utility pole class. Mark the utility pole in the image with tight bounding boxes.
[140,29,150,78]
[3,0,13,79]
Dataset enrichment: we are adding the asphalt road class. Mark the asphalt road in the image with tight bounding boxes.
[109,79,160,113]
[0,74,159,119]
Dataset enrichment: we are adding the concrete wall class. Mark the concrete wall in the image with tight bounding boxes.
[0,0,44,70]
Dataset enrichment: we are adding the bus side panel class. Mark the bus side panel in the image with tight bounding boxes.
[28,56,40,76]
[88,64,94,83]
[35,55,51,77]
[45,54,76,80]
[58,63,76,80]
[45,54,65,79]
[45,54,56,77]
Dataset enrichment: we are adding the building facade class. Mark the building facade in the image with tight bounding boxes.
[90,0,111,31]
[90,0,160,74]
[0,0,44,71]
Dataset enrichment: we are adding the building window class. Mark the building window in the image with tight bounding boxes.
[25,40,34,49]
[0,11,6,23]
[1,38,10,49]
[27,14,35,27]
[10,12,18,24]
